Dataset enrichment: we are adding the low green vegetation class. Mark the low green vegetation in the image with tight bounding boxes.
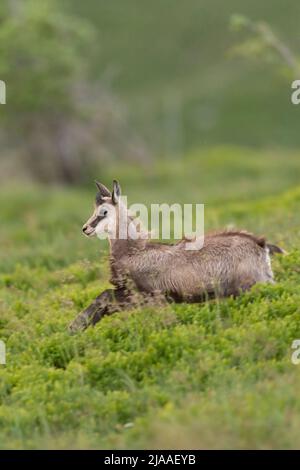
[0,147,299,449]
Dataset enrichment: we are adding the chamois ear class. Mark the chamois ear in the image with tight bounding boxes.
[112,180,121,205]
[95,181,111,198]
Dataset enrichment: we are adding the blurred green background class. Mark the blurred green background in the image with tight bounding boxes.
[1,0,300,450]
[67,0,300,151]
[1,0,300,184]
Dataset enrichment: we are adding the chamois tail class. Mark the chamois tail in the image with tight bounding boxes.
[267,243,286,255]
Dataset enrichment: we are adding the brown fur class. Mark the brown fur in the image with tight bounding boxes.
[108,230,274,301]
[69,182,284,333]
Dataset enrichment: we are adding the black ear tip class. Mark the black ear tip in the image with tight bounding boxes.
[113,180,121,192]
[112,180,121,203]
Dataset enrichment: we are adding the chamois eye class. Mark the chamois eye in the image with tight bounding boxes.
[101,208,108,217]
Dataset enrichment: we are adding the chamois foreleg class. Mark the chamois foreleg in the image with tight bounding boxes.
[69,286,168,333]
[68,289,122,333]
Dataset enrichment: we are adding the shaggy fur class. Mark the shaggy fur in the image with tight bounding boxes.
[69,181,284,333]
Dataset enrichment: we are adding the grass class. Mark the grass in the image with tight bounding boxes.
[0,146,300,449]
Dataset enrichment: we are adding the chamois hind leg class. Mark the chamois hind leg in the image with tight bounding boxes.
[68,289,121,333]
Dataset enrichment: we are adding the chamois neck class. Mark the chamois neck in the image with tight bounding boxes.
[109,215,149,259]
[109,237,147,259]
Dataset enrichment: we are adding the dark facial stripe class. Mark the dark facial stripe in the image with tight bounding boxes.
[90,214,105,228]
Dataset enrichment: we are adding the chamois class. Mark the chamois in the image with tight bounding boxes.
[69,180,284,332]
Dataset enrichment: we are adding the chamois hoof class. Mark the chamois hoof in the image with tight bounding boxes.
[68,317,89,334]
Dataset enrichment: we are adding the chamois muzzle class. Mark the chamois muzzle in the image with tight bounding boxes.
[82,223,95,237]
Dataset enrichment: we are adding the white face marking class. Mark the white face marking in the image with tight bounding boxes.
[97,203,110,218]
[95,203,117,239]
[84,196,148,241]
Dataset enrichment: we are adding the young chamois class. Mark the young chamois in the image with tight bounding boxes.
[69,180,284,332]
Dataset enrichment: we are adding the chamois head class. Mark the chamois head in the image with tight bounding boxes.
[82,180,122,238]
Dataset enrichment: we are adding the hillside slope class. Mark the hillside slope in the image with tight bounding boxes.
[65,0,300,151]
[0,169,299,448]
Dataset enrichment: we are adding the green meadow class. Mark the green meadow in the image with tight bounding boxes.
[0,147,300,449]
[1,0,300,450]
